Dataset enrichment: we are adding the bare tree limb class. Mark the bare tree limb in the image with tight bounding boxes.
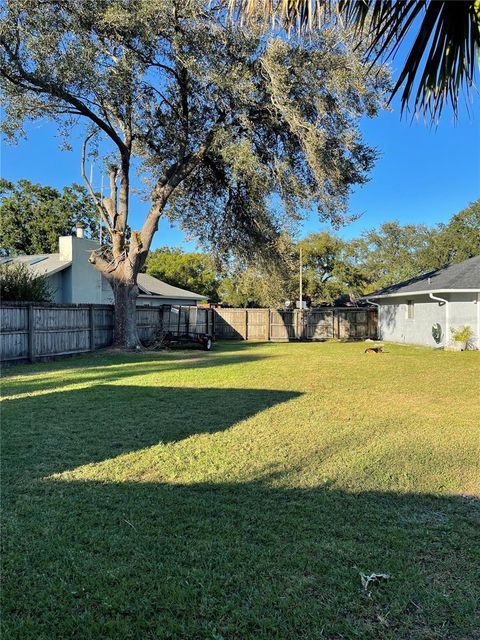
[81,130,113,235]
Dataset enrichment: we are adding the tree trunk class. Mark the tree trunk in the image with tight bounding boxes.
[112,280,140,349]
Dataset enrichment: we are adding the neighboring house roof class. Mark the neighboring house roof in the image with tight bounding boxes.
[137,273,205,300]
[1,253,204,301]
[0,254,72,277]
[365,255,480,299]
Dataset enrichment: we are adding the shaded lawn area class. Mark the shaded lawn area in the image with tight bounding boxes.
[1,341,479,640]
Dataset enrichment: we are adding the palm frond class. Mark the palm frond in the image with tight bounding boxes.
[228,0,480,119]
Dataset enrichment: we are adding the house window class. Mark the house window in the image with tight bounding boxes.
[406,300,414,319]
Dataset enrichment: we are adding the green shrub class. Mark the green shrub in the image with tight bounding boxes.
[451,325,474,343]
[0,263,52,302]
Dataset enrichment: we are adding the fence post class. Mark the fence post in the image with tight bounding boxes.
[28,303,35,363]
[89,305,95,351]
[244,309,248,340]
[158,306,163,333]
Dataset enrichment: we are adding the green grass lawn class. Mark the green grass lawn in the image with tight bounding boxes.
[1,341,479,639]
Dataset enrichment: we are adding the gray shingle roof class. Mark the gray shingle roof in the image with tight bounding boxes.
[0,254,72,277]
[137,273,205,300]
[366,255,480,298]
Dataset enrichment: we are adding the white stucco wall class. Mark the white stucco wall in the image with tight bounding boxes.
[59,236,103,303]
[377,293,479,348]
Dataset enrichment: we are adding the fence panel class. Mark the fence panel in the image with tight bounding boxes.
[214,308,247,339]
[306,309,334,340]
[0,305,29,361]
[195,308,211,334]
[94,306,114,348]
[136,306,161,343]
[0,302,377,363]
[33,306,91,357]
[269,310,297,341]
[246,309,270,340]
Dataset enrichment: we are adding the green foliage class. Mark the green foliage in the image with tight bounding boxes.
[297,233,367,305]
[352,221,435,292]
[0,179,98,256]
[0,0,390,266]
[0,262,51,302]
[451,325,474,344]
[352,199,480,292]
[428,200,480,268]
[146,247,221,302]
[151,196,479,306]
[218,232,367,307]
[230,0,480,119]
[219,263,289,308]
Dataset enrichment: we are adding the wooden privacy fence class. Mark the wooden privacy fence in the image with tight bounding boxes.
[0,303,215,363]
[213,307,377,342]
[0,302,376,363]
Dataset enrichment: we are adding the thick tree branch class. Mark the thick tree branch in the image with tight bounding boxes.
[140,113,225,251]
[1,39,129,157]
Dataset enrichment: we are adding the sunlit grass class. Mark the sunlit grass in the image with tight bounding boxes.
[2,341,479,639]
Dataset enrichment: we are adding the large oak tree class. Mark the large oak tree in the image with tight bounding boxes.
[1,0,388,347]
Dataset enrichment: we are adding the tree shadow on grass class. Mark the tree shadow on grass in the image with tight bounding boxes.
[2,381,479,640]
[2,477,478,640]
[2,384,300,478]
[0,350,272,399]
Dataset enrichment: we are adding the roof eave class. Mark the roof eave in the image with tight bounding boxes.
[366,288,480,299]
[33,261,72,277]
[137,293,205,300]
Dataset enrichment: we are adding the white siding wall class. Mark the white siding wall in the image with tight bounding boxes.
[59,236,103,303]
[377,293,479,348]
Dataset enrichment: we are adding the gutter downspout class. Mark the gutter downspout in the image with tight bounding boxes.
[429,292,449,346]
[366,298,381,340]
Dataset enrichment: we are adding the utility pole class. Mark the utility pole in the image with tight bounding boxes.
[299,245,303,309]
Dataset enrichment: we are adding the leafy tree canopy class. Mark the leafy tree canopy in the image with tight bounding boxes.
[230,0,480,120]
[219,231,366,307]
[0,0,389,345]
[297,232,367,305]
[352,221,435,292]
[146,247,221,302]
[187,199,480,305]
[428,200,480,268]
[0,179,99,256]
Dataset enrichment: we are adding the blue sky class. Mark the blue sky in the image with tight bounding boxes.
[2,67,479,250]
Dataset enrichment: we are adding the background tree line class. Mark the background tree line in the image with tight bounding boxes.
[1,179,478,307]
[146,199,480,307]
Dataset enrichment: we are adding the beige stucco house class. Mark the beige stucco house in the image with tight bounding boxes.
[1,229,205,307]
